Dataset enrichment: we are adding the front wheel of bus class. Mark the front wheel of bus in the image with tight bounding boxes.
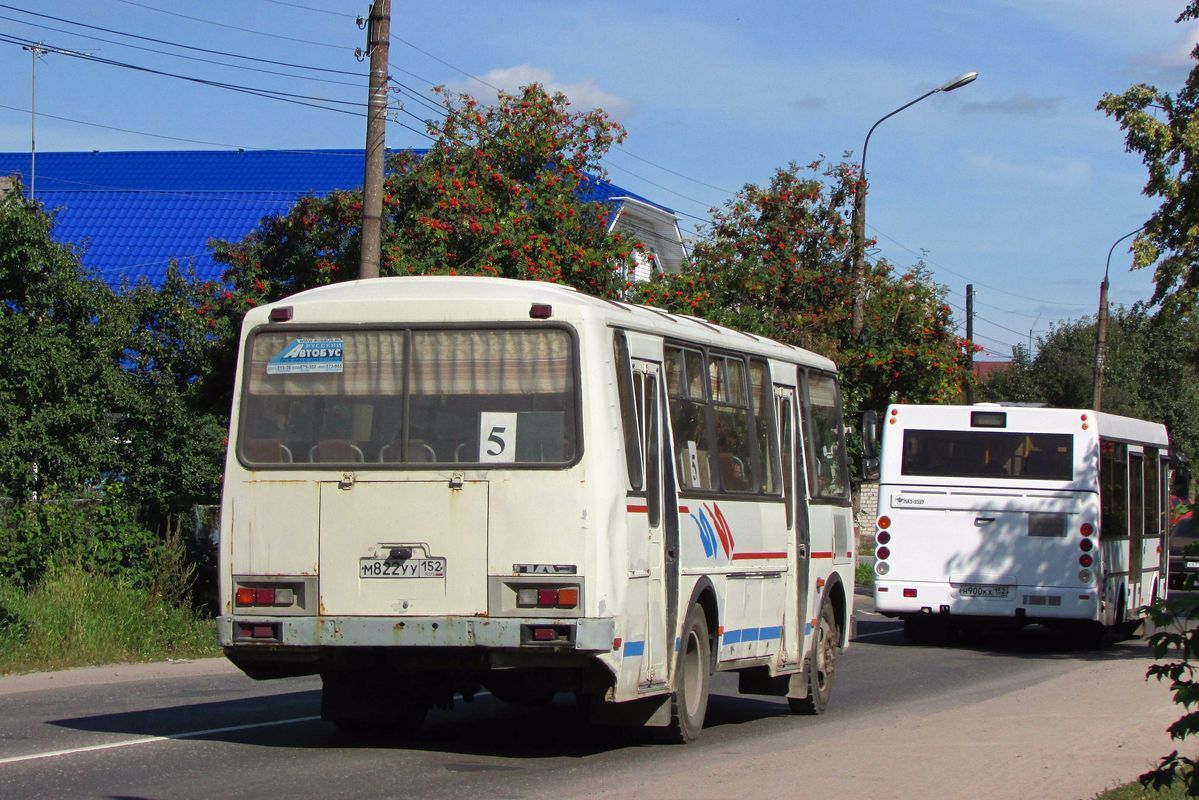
[790,602,839,715]
[663,603,712,743]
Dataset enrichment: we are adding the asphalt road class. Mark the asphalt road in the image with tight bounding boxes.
[0,591,1179,800]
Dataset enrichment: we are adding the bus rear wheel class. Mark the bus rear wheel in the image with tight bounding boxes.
[661,603,712,743]
[790,602,839,715]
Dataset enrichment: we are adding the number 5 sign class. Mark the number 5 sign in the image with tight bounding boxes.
[478,412,518,463]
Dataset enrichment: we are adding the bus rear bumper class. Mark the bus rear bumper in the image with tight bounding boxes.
[217,614,616,651]
[873,582,1099,622]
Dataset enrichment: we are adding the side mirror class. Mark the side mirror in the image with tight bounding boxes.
[861,410,879,459]
[860,410,880,481]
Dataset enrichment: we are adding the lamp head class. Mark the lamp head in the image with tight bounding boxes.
[938,71,979,93]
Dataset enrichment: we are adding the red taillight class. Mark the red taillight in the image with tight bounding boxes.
[903,588,918,598]
[235,586,280,606]
[877,530,891,545]
[269,306,293,322]
[537,589,558,606]
[1080,554,1094,567]
[529,303,552,319]
[1080,538,1093,552]
[1080,522,1094,537]
[876,546,891,560]
[878,516,892,530]
[532,627,555,641]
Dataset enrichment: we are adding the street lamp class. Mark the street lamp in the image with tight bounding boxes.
[1092,225,1144,411]
[850,71,979,339]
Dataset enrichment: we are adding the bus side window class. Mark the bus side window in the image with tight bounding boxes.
[802,370,850,502]
[614,331,643,490]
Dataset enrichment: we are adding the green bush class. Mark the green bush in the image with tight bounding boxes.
[0,564,217,674]
[0,486,157,588]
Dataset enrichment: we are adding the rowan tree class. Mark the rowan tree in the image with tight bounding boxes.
[637,160,970,417]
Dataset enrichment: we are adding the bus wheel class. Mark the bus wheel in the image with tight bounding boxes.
[662,603,712,743]
[790,602,839,715]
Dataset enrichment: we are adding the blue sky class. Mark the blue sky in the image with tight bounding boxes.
[0,0,1192,359]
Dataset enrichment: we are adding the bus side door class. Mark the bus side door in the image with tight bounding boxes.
[634,360,672,688]
[776,385,810,668]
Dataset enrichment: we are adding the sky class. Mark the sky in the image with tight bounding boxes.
[0,0,1193,360]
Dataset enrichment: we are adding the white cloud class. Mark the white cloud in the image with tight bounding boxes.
[446,65,636,120]
[967,152,1091,186]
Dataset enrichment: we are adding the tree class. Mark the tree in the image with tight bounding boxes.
[637,160,970,418]
[1098,0,1199,313]
[977,306,1199,463]
[0,183,126,499]
[197,83,641,414]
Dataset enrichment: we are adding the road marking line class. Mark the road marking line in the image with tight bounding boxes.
[0,715,321,766]
[853,627,903,641]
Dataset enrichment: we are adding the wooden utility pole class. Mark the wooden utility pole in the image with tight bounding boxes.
[359,0,390,280]
[965,284,974,404]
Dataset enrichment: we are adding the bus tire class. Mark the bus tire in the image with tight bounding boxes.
[790,602,839,715]
[662,603,712,743]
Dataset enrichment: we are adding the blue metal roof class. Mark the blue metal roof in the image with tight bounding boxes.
[0,149,670,289]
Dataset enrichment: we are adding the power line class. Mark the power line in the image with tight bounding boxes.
[110,0,349,51]
[0,3,364,76]
[259,0,354,18]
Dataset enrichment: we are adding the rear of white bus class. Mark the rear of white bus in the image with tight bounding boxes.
[872,405,1102,637]
[215,280,622,731]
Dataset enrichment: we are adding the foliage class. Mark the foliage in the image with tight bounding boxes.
[200,83,639,407]
[636,159,971,418]
[0,183,128,501]
[0,562,217,675]
[976,305,1199,462]
[1098,1,1199,315]
[0,486,158,588]
[1139,583,1199,796]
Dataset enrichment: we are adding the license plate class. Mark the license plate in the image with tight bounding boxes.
[959,583,1010,599]
[359,557,446,579]
[1186,561,1199,570]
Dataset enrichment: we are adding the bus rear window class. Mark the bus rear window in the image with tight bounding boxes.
[900,429,1073,480]
[239,327,577,467]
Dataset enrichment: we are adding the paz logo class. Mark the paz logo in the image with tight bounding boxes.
[691,503,735,560]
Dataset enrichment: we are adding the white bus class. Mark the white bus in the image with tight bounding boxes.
[217,276,856,741]
[872,403,1170,643]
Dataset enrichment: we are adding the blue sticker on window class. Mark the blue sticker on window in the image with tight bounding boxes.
[266,339,344,374]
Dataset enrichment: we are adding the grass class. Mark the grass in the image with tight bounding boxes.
[0,563,219,675]
[855,558,874,587]
[1093,781,1195,799]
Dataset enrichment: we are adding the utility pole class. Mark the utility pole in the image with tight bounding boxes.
[358,0,390,280]
[1093,226,1143,411]
[22,43,47,200]
[965,284,974,405]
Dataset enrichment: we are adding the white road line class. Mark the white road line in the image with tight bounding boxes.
[0,715,321,766]
[853,627,903,641]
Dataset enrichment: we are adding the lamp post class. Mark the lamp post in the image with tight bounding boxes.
[1092,225,1144,411]
[850,71,979,339]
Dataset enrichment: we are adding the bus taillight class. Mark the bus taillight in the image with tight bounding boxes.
[517,586,579,609]
[876,546,891,561]
[1079,538,1093,552]
[1079,554,1094,568]
[876,530,891,545]
[878,516,891,530]
[1080,522,1094,537]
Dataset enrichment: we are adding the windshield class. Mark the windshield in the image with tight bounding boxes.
[237,327,578,467]
[900,429,1073,481]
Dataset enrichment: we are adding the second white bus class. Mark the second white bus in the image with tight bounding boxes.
[872,403,1170,642]
[217,276,856,741]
